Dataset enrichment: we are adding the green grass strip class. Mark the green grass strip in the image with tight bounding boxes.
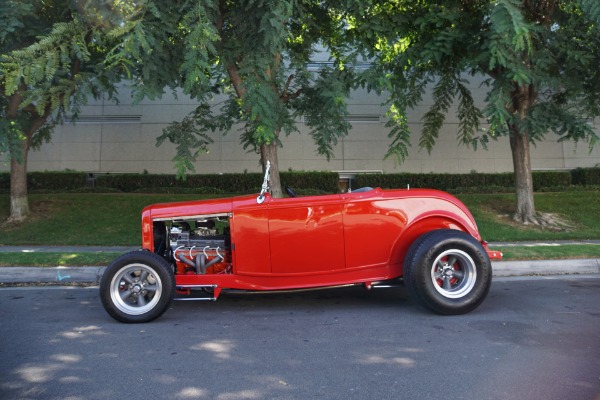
[0,252,123,267]
[0,245,599,267]
[488,244,600,261]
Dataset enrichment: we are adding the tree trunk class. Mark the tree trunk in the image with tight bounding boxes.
[6,84,53,222]
[9,139,30,222]
[260,141,283,198]
[509,129,537,224]
[5,90,33,223]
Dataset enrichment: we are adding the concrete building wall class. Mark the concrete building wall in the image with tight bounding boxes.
[3,80,599,175]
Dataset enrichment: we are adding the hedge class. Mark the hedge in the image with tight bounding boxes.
[355,172,511,192]
[1,167,598,194]
[354,170,573,192]
[94,171,339,194]
[0,171,88,193]
[571,167,600,186]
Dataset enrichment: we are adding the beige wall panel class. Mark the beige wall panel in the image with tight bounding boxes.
[100,105,142,116]
[346,104,383,115]
[493,157,515,171]
[189,161,225,174]
[342,138,389,161]
[135,161,179,174]
[196,142,222,162]
[28,143,99,165]
[74,105,103,116]
[27,160,63,171]
[60,124,103,143]
[27,142,100,170]
[217,140,259,161]
[531,158,567,170]
[421,158,460,174]
[406,105,428,123]
[140,104,196,124]
[334,158,383,171]
[457,157,505,173]
[380,157,411,173]
[215,160,262,173]
[100,141,162,163]
[3,78,599,176]
[59,143,101,161]
[56,161,102,171]
[98,160,158,172]
[345,123,387,141]
[346,88,386,105]
[101,124,144,143]
[277,140,304,161]
[530,139,566,158]
[562,141,600,168]
[284,134,345,161]
[27,143,64,162]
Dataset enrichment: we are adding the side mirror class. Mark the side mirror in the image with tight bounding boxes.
[256,161,271,204]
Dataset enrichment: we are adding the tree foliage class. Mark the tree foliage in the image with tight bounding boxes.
[109,0,355,195]
[1,0,128,145]
[348,0,600,223]
[0,0,133,220]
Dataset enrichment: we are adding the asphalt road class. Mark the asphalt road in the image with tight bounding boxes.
[1,276,599,400]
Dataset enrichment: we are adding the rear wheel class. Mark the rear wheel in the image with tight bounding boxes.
[404,230,492,315]
[100,251,175,323]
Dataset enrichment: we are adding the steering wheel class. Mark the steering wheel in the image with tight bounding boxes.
[285,187,297,198]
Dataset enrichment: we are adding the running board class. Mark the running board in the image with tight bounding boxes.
[173,280,403,301]
[174,284,221,301]
[174,297,217,301]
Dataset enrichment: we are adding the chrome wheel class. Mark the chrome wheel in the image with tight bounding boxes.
[430,249,477,299]
[404,230,492,315]
[110,263,163,316]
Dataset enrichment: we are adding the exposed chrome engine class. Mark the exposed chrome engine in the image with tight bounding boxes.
[166,216,231,275]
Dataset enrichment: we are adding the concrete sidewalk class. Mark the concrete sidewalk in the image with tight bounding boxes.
[0,246,137,253]
[0,258,600,284]
[0,243,599,284]
[0,259,599,285]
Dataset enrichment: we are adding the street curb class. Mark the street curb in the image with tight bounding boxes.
[492,258,600,276]
[0,259,599,284]
[0,266,107,284]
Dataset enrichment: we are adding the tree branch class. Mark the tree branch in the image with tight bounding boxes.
[7,91,23,120]
[216,3,245,99]
[280,74,303,101]
[226,63,245,99]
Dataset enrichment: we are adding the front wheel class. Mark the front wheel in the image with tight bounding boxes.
[404,230,492,315]
[100,251,175,323]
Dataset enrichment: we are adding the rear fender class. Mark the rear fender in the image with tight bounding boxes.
[391,217,475,276]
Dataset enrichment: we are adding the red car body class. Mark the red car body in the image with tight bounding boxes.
[100,184,501,323]
[143,188,498,291]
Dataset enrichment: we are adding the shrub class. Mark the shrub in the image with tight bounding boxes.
[0,168,596,195]
[0,173,9,193]
[354,172,515,191]
[355,170,573,192]
[1,171,89,192]
[572,167,600,186]
[532,171,571,190]
[30,172,89,192]
[94,171,339,194]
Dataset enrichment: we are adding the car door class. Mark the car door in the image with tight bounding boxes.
[268,194,345,274]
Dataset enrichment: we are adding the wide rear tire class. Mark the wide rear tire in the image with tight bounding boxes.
[404,230,492,315]
[100,251,175,323]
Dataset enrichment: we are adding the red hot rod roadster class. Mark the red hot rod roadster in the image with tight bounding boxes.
[100,163,502,323]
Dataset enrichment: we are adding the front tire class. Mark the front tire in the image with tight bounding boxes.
[404,230,492,315]
[100,251,175,323]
